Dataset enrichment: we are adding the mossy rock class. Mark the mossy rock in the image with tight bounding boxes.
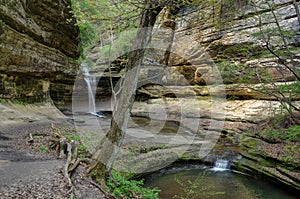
[239,137,261,149]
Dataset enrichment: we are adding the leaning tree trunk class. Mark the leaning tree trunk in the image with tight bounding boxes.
[293,0,300,26]
[161,7,178,66]
[87,4,162,181]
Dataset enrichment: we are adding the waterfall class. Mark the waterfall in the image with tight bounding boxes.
[82,65,105,118]
[211,159,229,171]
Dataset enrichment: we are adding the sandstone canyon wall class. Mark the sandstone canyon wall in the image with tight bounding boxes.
[0,0,79,109]
[143,0,300,88]
[86,0,299,101]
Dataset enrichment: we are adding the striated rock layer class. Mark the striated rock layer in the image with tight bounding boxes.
[0,0,79,108]
[143,0,300,85]
[86,0,300,98]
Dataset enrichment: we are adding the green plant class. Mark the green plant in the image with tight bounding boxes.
[264,125,300,142]
[252,29,298,42]
[215,59,243,83]
[283,145,300,155]
[281,144,299,163]
[222,43,258,58]
[69,0,139,65]
[38,146,49,152]
[278,82,300,94]
[14,100,28,106]
[173,172,225,199]
[65,133,81,141]
[67,197,78,199]
[281,155,295,162]
[106,170,160,199]
[102,30,137,58]
[215,58,268,84]
[284,125,300,142]
[62,131,91,157]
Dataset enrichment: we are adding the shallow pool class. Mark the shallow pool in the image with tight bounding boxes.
[145,167,298,199]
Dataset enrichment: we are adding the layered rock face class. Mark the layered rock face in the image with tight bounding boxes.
[143,0,300,86]
[0,0,79,108]
[86,0,299,100]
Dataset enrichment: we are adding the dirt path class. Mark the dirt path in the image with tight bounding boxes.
[0,122,69,198]
[0,102,106,198]
[0,122,109,199]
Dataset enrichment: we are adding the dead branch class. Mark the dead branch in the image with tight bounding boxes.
[68,158,81,173]
[64,143,73,185]
[88,179,117,198]
[64,142,75,198]
[28,133,34,143]
[59,138,67,158]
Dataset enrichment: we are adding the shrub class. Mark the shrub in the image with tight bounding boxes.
[264,125,300,142]
[106,170,160,199]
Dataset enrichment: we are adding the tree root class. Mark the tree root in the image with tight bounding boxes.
[50,124,80,198]
[50,124,113,198]
[64,143,73,185]
[27,133,34,143]
[64,142,75,197]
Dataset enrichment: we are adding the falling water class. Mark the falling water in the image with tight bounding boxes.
[211,159,229,171]
[82,65,105,118]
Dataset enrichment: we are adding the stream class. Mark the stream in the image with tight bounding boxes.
[144,164,298,199]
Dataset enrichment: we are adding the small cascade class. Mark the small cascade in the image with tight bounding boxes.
[82,65,105,118]
[211,159,229,171]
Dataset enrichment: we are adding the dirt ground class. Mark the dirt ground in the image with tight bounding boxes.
[0,122,111,199]
[0,101,114,199]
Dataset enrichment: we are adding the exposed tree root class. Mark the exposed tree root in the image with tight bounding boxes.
[50,124,114,198]
[27,133,34,143]
[88,179,116,198]
[50,124,79,198]
[64,142,75,197]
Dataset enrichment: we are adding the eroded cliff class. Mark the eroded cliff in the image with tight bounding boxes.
[0,0,79,108]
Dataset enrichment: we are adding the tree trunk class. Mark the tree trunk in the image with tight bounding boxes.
[161,7,178,66]
[293,0,300,26]
[87,4,162,180]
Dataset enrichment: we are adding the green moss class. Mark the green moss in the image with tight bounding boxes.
[257,158,275,167]
[54,126,93,158]
[240,137,259,149]
[247,139,258,148]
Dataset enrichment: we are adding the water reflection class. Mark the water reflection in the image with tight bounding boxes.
[145,168,298,199]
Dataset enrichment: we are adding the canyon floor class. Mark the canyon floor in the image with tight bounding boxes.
[0,102,108,199]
